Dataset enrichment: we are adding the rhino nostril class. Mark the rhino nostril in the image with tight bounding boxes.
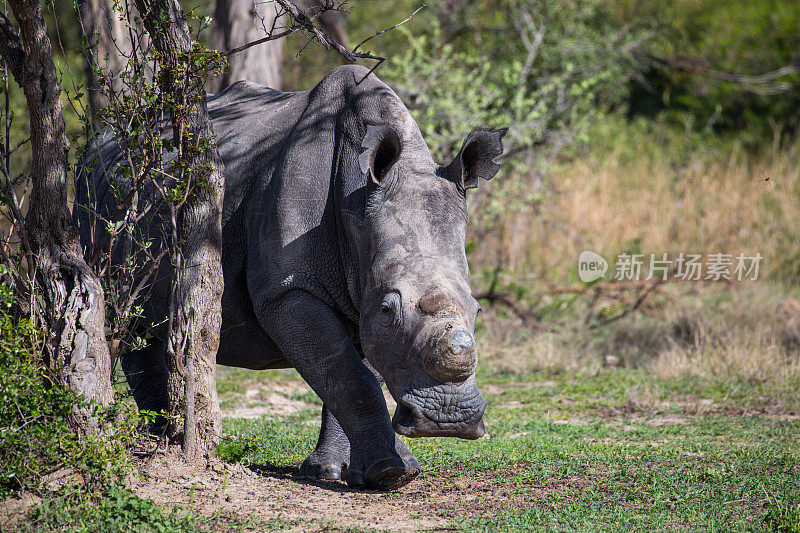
[449,329,474,354]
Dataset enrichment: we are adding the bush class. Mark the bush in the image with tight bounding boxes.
[381,0,642,165]
[379,0,644,244]
[0,271,141,498]
[623,0,800,141]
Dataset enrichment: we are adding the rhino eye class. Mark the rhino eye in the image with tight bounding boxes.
[379,292,402,327]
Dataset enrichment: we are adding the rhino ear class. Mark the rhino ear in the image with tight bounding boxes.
[445,127,508,190]
[359,124,402,185]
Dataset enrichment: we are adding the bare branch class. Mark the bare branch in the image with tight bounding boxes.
[650,53,798,95]
[273,0,357,61]
[219,28,292,57]
[352,4,425,54]
[217,0,420,76]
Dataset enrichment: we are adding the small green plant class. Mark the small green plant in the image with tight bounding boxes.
[0,285,70,496]
[29,485,201,532]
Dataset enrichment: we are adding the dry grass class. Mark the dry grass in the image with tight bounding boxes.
[469,120,800,410]
[469,119,800,285]
[476,284,800,412]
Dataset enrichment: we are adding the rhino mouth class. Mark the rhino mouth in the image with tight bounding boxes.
[391,379,487,440]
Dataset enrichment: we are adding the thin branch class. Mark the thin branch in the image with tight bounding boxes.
[218,0,417,79]
[650,54,798,95]
[352,4,426,54]
[275,0,348,57]
[0,13,24,80]
[588,281,662,328]
[219,29,292,57]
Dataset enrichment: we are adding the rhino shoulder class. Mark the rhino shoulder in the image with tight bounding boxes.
[208,79,285,108]
[313,64,393,97]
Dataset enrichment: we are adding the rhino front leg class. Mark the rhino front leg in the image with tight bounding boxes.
[260,290,419,490]
[301,362,420,481]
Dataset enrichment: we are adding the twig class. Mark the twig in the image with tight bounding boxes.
[589,281,662,328]
[219,29,292,57]
[649,54,797,96]
[473,267,553,330]
[474,290,537,327]
[274,0,358,61]
[352,4,426,54]
[218,0,423,83]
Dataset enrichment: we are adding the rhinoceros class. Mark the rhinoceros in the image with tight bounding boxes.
[76,64,506,490]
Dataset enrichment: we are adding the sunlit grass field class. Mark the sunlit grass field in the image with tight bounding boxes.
[215,339,800,531]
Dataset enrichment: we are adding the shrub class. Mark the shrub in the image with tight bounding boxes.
[382,0,641,166]
[0,270,142,498]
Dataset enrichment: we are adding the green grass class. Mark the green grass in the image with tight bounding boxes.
[27,486,203,532]
[216,366,800,532]
[15,332,796,531]
[12,356,797,531]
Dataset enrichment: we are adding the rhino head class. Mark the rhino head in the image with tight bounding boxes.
[347,123,507,440]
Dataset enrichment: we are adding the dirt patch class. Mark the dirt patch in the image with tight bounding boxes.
[130,458,591,532]
[645,414,689,426]
[596,401,645,419]
[223,381,314,419]
[0,492,41,527]
[222,381,399,421]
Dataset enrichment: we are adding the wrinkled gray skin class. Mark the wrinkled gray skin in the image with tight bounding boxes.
[76,65,506,490]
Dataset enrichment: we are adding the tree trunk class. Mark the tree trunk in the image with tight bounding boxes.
[0,1,113,431]
[134,0,224,463]
[77,0,146,129]
[208,0,283,91]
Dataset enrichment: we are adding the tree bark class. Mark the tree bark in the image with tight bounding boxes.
[0,1,113,431]
[209,0,283,91]
[134,0,224,463]
[77,0,146,129]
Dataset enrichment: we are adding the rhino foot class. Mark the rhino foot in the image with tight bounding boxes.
[300,439,419,489]
[300,449,348,481]
[300,438,419,485]
[345,438,420,490]
[346,455,420,491]
[302,404,420,487]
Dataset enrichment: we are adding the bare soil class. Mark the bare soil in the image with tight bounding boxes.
[131,459,586,532]
[223,381,314,419]
[134,380,529,532]
[122,379,540,532]
[221,379,398,420]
